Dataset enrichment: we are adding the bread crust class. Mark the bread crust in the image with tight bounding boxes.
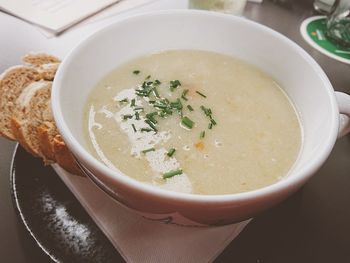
[37,122,56,161]
[11,118,40,157]
[53,135,83,176]
[37,63,59,81]
[22,53,61,67]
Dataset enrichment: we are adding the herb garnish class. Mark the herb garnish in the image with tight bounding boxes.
[153,87,160,98]
[181,89,189,101]
[200,105,212,116]
[181,116,194,129]
[141,128,152,132]
[201,105,217,127]
[170,99,183,110]
[123,114,133,120]
[196,91,207,98]
[132,124,137,132]
[170,80,181,91]
[119,98,128,103]
[145,119,158,132]
[120,74,219,178]
[187,105,194,112]
[167,148,176,157]
[146,112,158,124]
[133,107,144,111]
[142,148,155,154]
[163,169,183,179]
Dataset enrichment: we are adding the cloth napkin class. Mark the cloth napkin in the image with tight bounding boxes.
[53,165,251,263]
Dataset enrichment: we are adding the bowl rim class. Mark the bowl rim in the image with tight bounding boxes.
[52,9,339,204]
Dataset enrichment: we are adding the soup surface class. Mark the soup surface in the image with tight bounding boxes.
[84,50,301,195]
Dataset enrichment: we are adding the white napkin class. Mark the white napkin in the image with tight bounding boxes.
[53,165,250,263]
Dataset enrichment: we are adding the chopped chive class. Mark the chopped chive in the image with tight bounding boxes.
[176,98,183,109]
[135,91,148,97]
[148,100,156,104]
[208,122,213,129]
[145,75,151,80]
[145,119,158,132]
[130,99,136,107]
[200,105,212,116]
[210,118,217,125]
[131,124,137,132]
[133,70,140,75]
[152,87,160,98]
[181,89,189,101]
[167,148,176,157]
[146,112,158,117]
[170,98,182,110]
[123,114,133,120]
[133,107,144,111]
[135,112,140,120]
[196,91,207,98]
[154,80,161,85]
[142,147,155,154]
[154,104,168,109]
[146,112,158,124]
[163,169,183,179]
[119,98,128,103]
[181,116,194,129]
[159,110,173,118]
[200,131,205,139]
[187,105,194,112]
[170,80,181,91]
[141,128,152,132]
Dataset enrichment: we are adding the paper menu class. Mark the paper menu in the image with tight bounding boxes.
[0,0,121,33]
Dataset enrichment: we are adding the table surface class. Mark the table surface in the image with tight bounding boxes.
[1,0,350,262]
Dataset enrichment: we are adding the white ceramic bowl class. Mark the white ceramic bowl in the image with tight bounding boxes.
[52,10,350,226]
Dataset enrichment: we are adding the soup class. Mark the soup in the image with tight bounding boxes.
[84,50,302,195]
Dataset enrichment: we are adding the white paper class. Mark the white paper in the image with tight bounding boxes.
[36,0,159,37]
[0,0,121,33]
[53,164,251,263]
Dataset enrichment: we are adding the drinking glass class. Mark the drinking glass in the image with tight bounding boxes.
[189,0,247,16]
[325,0,350,47]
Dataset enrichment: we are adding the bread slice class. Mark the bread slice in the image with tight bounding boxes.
[0,66,40,140]
[53,135,83,176]
[38,121,58,161]
[38,63,60,81]
[22,53,61,67]
[0,53,82,176]
[22,53,60,81]
[11,81,51,157]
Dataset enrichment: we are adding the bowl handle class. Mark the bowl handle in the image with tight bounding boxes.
[335,91,350,138]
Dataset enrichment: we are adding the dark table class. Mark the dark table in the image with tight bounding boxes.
[1,0,350,262]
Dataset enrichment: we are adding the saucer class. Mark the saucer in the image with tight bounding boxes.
[11,145,123,262]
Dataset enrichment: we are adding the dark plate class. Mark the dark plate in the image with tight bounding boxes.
[11,145,124,263]
[10,143,350,263]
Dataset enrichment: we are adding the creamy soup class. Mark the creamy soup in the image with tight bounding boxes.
[84,50,302,195]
